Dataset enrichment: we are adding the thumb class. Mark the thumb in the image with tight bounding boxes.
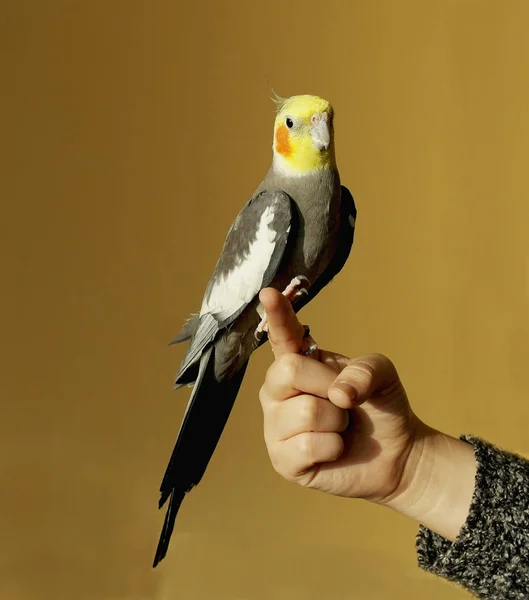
[259,287,306,357]
[328,353,400,409]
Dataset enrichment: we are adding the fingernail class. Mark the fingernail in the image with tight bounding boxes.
[334,381,358,403]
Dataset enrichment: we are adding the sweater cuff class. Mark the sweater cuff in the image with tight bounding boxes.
[415,435,529,598]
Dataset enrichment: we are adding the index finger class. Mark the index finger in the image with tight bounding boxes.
[259,288,306,357]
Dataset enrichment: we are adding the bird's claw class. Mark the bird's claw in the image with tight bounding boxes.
[294,287,309,299]
[301,324,318,355]
[255,315,269,340]
[282,276,311,302]
[303,340,319,356]
[296,275,310,284]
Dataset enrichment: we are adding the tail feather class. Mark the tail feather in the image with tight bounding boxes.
[154,345,249,566]
[168,314,200,346]
[153,487,185,568]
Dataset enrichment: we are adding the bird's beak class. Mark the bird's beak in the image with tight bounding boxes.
[310,112,331,151]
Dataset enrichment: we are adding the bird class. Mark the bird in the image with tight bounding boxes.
[153,93,357,567]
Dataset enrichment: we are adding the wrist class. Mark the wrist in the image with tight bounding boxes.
[381,422,477,542]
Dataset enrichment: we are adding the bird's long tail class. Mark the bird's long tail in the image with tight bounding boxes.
[153,346,249,567]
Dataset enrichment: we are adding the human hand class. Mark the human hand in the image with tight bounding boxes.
[258,287,419,504]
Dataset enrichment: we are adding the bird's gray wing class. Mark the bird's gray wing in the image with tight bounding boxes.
[174,190,293,383]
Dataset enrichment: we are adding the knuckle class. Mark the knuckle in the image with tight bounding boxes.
[262,413,279,446]
[359,353,400,390]
[329,434,344,461]
[258,384,270,409]
[269,323,302,350]
[276,353,302,385]
[345,360,376,385]
[297,433,316,463]
[299,396,320,429]
[371,352,397,373]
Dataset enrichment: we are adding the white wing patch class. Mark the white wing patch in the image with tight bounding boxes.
[200,205,278,321]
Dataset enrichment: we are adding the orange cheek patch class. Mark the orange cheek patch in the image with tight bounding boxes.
[275,124,292,157]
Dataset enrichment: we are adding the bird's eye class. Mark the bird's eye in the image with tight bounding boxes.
[285,117,294,129]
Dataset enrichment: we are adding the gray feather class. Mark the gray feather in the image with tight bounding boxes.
[174,313,219,385]
[168,314,199,346]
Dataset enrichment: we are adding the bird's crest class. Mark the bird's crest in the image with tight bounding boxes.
[268,84,287,112]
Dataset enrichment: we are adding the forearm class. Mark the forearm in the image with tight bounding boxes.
[381,422,477,541]
[381,428,529,598]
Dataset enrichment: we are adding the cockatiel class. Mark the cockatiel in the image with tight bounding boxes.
[153,94,357,567]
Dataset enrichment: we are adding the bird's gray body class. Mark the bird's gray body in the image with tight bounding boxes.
[176,166,341,383]
[255,166,341,277]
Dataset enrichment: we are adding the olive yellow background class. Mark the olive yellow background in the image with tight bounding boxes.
[2,1,529,598]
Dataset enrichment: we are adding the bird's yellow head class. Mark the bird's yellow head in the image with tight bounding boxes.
[272,94,336,176]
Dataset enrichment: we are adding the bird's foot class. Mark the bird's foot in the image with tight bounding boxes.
[254,276,312,339]
[282,275,311,302]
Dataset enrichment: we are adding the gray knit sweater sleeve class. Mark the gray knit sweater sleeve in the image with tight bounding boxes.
[415,435,529,599]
